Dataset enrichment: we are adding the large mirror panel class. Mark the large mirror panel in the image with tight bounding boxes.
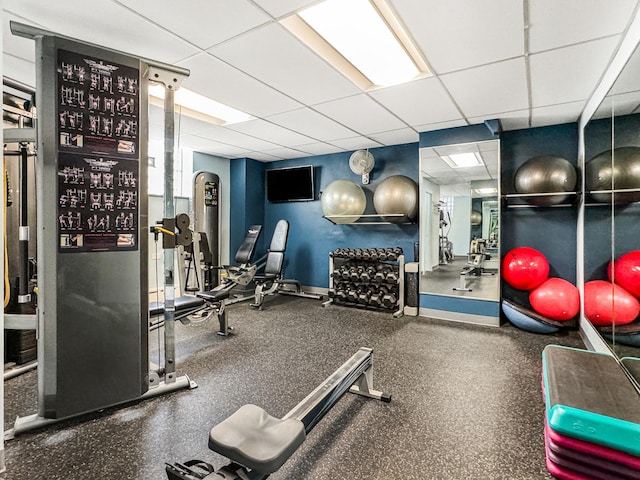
[419,140,500,300]
[583,41,640,367]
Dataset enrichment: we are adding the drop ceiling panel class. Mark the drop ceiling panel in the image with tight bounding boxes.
[4,0,200,64]
[391,0,524,74]
[441,58,528,118]
[266,108,357,141]
[180,134,247,157]
[530,37,620,107]
[262,146,310,159]
[209,23,360,105]
[368,128,419,145]
[596,91,640,119]
[226,118,315,146]
[370,77,462,126]
[178,53,302,117]
[530,101,585,127]
[246,151,283,162]
[414,118,468,133]
[252,0,318,19]
[295,142,346,155]
[528,0,636,53]
[2,53,35,86]
[114,0,270,50]
[192,125,282,151]
[313,94,407,134]
[609,45,640,95]
[330,137,383,151]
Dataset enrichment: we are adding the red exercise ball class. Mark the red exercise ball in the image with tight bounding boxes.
[607,250,640,298]
[529,278,580,321]
[501,247,550,291]
[584,280,640,326]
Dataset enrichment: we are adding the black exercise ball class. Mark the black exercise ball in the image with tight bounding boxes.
[514,155,577,206]
[586,146,640,204]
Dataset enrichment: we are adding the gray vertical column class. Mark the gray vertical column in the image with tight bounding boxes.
[163,87,176,383]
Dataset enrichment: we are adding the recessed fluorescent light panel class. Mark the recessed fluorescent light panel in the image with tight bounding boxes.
[285,0,430,89]
[442,152,483,169]
[148,84,253,125]
[475,187,497,195]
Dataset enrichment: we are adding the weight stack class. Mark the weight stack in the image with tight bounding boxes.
[404,262,419,316]
[6,329,37,364]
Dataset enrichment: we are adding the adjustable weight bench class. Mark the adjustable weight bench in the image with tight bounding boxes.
[250,220,322,309]
[149,225,264,336]
[166,347,390,480]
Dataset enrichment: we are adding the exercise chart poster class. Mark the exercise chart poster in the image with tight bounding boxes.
[56,48,140,253]
[57,49,139,158]
[57,153,138,253]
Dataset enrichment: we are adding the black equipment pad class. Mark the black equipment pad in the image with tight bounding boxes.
[234,225,262,264]
[149,296,205,317]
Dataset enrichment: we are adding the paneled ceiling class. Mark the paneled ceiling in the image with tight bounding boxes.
[3,0,640,161]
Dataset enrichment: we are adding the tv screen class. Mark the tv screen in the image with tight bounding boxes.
[266,165,315,203]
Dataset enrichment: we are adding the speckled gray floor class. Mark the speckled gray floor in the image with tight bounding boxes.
[3,296,583,479]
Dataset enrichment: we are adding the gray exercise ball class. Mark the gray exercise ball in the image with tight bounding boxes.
[514,155,577,206]
[373,175,418,223]
[586,146,640,204]
[321,179,366,224]
[470,210,482,226]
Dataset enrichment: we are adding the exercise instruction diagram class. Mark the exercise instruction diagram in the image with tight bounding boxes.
[56,49,139,253]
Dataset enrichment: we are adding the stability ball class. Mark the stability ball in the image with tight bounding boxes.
[514,155,577,206]
[373,175,418,223]
[470,211,482,226]
[501,246,550,291]
[586,147,640,204]
[321,179,366,224]
[584,280,640,326]
[608,250,640,298]
[529,278,580,321]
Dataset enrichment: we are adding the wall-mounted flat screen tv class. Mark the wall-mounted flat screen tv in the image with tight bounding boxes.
[266,165,315,203]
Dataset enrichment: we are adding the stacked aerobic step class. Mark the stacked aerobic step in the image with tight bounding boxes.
[542,345,640,479]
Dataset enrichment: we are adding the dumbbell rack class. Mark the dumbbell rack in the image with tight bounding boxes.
[323,248,405,317]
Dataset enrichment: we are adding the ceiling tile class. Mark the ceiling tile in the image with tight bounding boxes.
[209,23,360,105]
[114,0,270,50]
[262,146,309,159]
[609,44,640,96]
[391,0,524,74]
[225,118,315,146]
[530,37,620,107]
[4,0,200,64]
[191,124,282,151]
[368,128,419,145]
[330,137,383,151]
[370,77,462,126]
[313,94,408,134]
[180,134,247,156]
[596,91,640,119]
[442,58,528,118]
[530,101,585,127]
[414,119,469,133]
[2,53,35,87]
[266,108,357,141]
[252,0,318,19]
[484,110,531,131]
[178,53,302,117]
[245,151,283,162]
[529,0,636,53]
[295,142,347,155]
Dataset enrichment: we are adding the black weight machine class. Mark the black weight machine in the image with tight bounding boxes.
[166,347,390,480]
[453,237,495,292]
[148,222,265,336]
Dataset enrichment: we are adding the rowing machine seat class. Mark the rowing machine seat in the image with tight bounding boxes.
[197,290,230,303]
[208,404,305,475]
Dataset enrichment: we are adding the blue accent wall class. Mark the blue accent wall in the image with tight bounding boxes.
[500,123,579,306]
[230,158,266,262]
[259,143,420,288]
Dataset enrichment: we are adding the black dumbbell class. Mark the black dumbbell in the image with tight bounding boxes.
[345,288,359,303]
[360,266,375,282]
[385,268,399,283]
[379,286,398,308]
[358,288,373,305]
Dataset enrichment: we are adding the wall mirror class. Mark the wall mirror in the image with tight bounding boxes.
[419,140,500,301]
[583,37,640,374]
